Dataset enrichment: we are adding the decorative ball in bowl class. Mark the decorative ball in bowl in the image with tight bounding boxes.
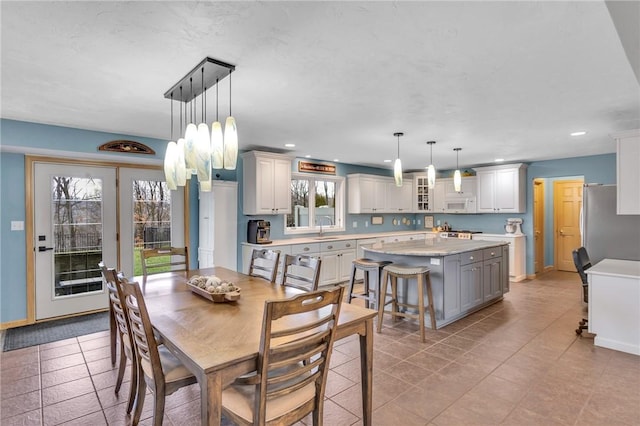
[187,275,241,302]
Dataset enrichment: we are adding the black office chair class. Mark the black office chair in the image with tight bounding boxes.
[572,247,592,335]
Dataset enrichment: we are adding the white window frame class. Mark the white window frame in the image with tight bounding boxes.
[284,173,345,235]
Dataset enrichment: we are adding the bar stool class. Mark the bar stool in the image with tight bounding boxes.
[377,264,437,343]
[346,258,392,309]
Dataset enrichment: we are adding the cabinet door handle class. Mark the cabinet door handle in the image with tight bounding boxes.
[491,252,495,256]
[304,247,309,252]
[469,256,474,260]
[345,243,351,248]
[327,245,333,250]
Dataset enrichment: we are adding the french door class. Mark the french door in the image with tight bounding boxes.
[34,163,117,320]
[33,162,184,320]
[118,168,184,278]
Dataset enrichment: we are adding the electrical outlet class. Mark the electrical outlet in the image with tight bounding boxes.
[11,221,24,231]
[365,221,369,227]
[352,221,358,228]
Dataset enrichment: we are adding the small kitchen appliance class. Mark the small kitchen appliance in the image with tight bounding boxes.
[439,230,483,239]
[505,218,523,235]
[247,220,272,244]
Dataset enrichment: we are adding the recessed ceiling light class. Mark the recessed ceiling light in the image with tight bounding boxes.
[284,143,296,148]
[383,159,392,163]
[333,159,339,162]
[305,154,311,158]
[570,131,587,136]
[494,158,505,162]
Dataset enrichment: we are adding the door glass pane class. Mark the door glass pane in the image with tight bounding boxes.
[133,180,172,275]
[315,180,336,227]
[286,179,310,228]
[52,176,104,297]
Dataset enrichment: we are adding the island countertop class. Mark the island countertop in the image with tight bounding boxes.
[361,237,507,256]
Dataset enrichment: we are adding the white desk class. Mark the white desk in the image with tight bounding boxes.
[587,259,640,355]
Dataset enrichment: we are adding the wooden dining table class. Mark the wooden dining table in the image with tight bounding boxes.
[139,267,377,425]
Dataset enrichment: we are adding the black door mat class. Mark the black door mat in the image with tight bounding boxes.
[3,311,109,352]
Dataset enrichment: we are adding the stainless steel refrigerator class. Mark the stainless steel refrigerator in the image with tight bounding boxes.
[581,184,640,265]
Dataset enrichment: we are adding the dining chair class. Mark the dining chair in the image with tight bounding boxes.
[248,248,281,283]
[140,246,188,283]
[221,286,345,425]
[281,254,322,292]
[99,262,138,415]
[118,275,197,426]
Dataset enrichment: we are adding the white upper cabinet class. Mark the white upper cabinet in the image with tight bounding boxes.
[386,179,413,212]
[348,173,411,213]
[348,174,386,213]
[242,151,292,215]
[443,176,476,198]
[474,163,527,213]
[612,130,640,215]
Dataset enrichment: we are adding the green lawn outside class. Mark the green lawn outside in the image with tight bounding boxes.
[133,249,172,276]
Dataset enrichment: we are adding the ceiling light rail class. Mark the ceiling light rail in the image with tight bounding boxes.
[163,57,235,102]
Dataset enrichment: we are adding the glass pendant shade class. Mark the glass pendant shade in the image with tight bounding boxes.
[394,158,403,187]
[427,164,436,189]
[211,121,224,169]
[175,138,187,186]
[195,123,211,182]
[224,116,238,170]
[163,141,179,191]
[184,123,199,174]
[454,169,462,192]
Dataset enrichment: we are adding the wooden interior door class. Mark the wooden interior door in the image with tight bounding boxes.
[533,179,545,274]
[554,179,583,271]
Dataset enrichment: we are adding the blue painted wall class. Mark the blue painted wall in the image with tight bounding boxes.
[1,153,28,322]
[1,118,618,324]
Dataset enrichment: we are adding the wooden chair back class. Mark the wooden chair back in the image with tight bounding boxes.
[140,246,188,279]
[248,248,281,283]
[118,276,166,390]
[99,262,132,347]
[222,286,344,425]
[282,254,322,292]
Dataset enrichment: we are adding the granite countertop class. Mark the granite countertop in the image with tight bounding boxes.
[241,230,438,247]
[361,238,507,256]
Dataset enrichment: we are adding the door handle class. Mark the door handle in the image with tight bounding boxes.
[38,246,54,252]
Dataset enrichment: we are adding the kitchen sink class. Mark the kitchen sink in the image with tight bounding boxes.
[312,236,340,240]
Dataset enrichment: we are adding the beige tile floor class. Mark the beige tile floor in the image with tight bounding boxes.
[2,270,639,425]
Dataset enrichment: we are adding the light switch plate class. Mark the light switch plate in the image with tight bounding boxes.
[11,221,24,231]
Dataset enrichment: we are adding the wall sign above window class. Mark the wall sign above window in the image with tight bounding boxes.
[298,161,336,175]
[98,140,155,155]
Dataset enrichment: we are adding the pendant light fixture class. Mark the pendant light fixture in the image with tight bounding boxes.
[162,57,237,191]
[195,66,212,190]
[453,147,462,192]
[426,141,436,189]
[223,69,238,170]
[393,132,404,187]
[211,78,224,169]
[163,94,178,191]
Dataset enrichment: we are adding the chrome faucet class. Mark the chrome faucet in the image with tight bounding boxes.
[317,216,333,237]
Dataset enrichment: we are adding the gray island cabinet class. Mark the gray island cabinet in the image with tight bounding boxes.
[362,238,509,329]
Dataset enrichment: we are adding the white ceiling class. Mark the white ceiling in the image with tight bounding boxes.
[1,1,639,171]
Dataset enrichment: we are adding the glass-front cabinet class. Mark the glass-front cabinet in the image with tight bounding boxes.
[413,173,433,212]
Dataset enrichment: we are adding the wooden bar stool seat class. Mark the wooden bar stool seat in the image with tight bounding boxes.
[377,264,437,342]
[346,258,392,309]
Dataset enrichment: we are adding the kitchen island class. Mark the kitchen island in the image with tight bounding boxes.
[362,238,510,329]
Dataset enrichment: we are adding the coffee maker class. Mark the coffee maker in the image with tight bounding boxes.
[247,220,272,244]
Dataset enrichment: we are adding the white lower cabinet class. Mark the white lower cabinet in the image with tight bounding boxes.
[318,240,356,286]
